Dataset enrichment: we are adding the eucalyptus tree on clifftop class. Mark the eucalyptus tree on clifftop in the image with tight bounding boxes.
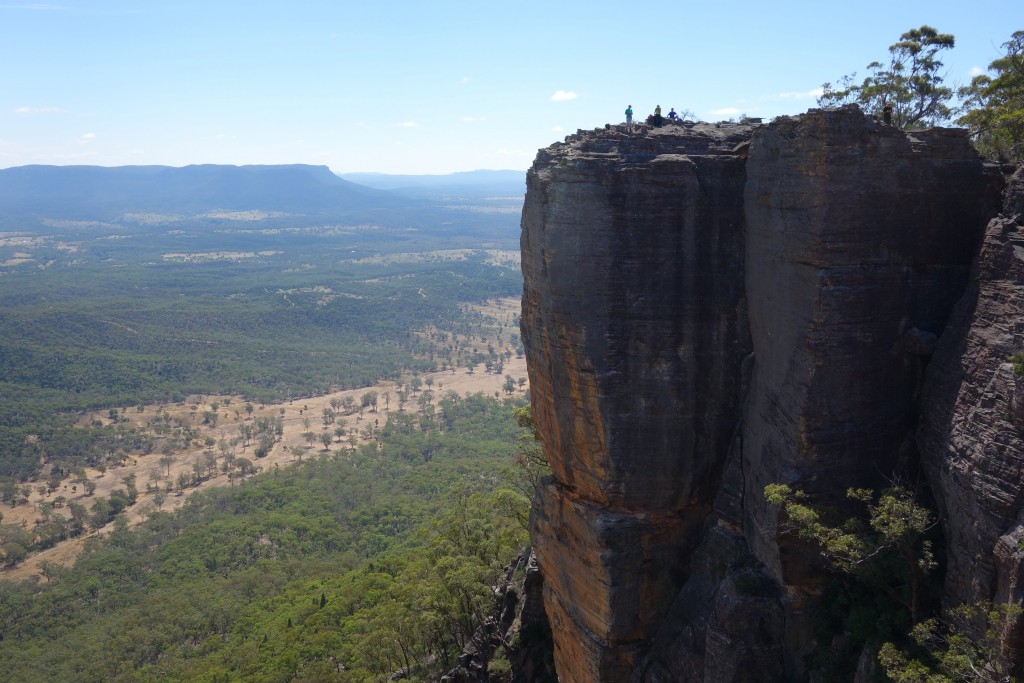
[819,25,956,129]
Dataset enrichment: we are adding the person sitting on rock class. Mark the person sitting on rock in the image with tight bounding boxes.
[668,108,679,123]
[652,105,663,128]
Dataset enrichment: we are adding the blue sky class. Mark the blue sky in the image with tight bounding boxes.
[1,1,1019,174]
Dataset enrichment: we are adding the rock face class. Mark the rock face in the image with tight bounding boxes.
[917,166,1024,670]
[441,549,556,683]
[522,121,755,681]
[732,110,998,676]
[520,107,1009,681]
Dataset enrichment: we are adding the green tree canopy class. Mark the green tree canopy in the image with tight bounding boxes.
[957,30,1024,162]
[818,25,956,129]
[766,484,936,622]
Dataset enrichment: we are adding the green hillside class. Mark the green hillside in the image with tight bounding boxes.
[0,393,532,683]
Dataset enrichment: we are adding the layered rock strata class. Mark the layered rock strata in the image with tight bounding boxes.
[520,107,1007,681]
[917,167,1024,671]
[732,110,999,676]
[522,121,755,680]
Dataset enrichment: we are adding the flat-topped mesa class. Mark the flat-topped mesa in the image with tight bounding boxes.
[522,121,756,681]
[522,105,1005,682]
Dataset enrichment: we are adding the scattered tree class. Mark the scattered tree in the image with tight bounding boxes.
[957,30,1024,162]
[818,25,956,128]
[879,602,1022,683]
[765,484,936,621]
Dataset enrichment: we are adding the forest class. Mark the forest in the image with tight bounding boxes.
[0,392,535,682]
[0,194,523,481]
[0,169,537,681]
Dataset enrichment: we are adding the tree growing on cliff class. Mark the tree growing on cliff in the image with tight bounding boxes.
[818,25,956,129]
[878,601,1022,683]
[765,485,1022,680]
[765,484,937,622]
[957,30,1024,162]
[510,405,549,497]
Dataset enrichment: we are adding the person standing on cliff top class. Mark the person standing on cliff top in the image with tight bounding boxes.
[882,101,893,125]
[625,105,633,129]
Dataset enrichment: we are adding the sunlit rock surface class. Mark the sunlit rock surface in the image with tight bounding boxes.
[522,120,753,681]
[521,106,1007,681]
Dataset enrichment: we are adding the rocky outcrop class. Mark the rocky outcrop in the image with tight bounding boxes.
[917,167,1024,671]
[522,121,755,681]
[520,107,1007,681]
[441,549,556,683]
[730,110,999,676]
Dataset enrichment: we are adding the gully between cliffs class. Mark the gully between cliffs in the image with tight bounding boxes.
[520,105,1012,682]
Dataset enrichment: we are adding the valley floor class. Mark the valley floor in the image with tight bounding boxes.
[2,336,527,582]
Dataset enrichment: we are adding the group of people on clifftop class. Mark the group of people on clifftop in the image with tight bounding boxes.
[624,104,682,130]
[622,102,894,131]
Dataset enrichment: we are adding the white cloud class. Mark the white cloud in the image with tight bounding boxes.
[15,105,64,114]
[461,116,486,123]
[710,107,741,117]
[552,126,564,132]
[970,66,985,76]
[460,76,472,85]
[776,87,823,100]
[78,132,96,144]
[550,90,578,102]
[397,121,418,128]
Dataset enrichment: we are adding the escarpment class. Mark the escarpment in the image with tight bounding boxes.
[917,166,1024,658]
[522,120,755,681]
[520,106,1010,681]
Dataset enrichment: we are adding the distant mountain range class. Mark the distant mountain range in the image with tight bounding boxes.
[337,170,525,197]
[0,164,526,233]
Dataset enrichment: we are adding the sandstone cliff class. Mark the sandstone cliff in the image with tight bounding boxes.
[522,120,754,681]
[520,106,1010,681]
[918,166,1024,663]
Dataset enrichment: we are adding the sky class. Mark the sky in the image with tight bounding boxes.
[0,1,1019,175]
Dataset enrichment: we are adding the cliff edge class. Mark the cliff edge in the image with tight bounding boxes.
[520,106,1008,681]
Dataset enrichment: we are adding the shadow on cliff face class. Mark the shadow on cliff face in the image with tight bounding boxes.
[916,164,1024,679]
[520,104,1010,682]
